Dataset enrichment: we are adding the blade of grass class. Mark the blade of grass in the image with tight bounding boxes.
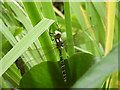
[70,2,87,30]
[70,2,94,54]
[64,1,75,56]
[0,20,22,86]
[0,2,18,27]
[105,1,116,55]
[105,1,116,88]
[9,1,45,64]
[0,19,38,68]
[7,2,33,31]
[71,2,102,57]
[91,1,106,24]
[87,2,105,48]
[0,19,17,46]
[109,72,118,88]
[3,2,19,26]
[80,5,103,57]
[0,18,54,77]
[113,16,118,45]
[80,5,96,40]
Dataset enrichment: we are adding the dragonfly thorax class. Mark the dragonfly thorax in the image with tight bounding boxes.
[54,30,63,50]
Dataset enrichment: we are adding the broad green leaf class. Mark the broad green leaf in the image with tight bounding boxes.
[68,53,98,85]
[72,44,118,88]
[20,61,66,88]
[20,53,97,88]
[0,18,54,77]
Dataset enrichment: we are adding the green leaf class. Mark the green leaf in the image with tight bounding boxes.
[72,43,118,88]
[68,53,98,85]
[0,18,54,77]
[20,53,97,88]
[20,61,66,88]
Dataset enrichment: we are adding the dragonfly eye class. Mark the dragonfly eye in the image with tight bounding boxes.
[54,30,61,35]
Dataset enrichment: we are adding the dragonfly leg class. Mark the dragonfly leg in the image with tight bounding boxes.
[49,33,54,41]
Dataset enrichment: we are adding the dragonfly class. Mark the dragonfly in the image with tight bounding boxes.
[18,29,68,83]
[18,24,103,78]
[53,30,67,83]
[21,24,102,61]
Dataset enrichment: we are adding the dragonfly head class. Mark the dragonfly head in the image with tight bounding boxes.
[54,30,62,39]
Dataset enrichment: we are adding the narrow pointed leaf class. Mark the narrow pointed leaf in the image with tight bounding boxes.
[72,44,118,88]
[0,18,54,76]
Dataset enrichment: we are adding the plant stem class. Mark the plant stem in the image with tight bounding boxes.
[105,1,116,55]
[105,1,116,88]
[64,1,75,56]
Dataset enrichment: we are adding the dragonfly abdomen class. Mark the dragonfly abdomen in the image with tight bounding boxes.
[54,30,67,83]
[60,55,67,83]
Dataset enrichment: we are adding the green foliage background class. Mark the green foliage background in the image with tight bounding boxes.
[0,0,119,88]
